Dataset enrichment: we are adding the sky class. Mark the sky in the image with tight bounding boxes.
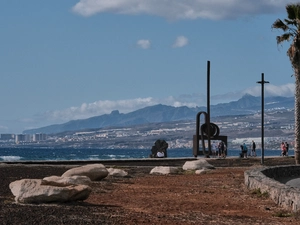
[0,0,298,134]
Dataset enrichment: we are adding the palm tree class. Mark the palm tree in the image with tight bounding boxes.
[272,3,300,164]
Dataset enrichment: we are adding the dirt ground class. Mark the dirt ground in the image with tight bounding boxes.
[0,157,299,224]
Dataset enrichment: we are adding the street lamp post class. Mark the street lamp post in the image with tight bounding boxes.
[257,73,269,165]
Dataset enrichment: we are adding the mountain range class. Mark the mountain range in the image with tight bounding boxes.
[23,94,294,135]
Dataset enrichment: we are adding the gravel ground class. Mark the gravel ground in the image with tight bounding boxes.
[0,157,299,225]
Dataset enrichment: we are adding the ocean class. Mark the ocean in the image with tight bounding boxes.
[0,148,291,162]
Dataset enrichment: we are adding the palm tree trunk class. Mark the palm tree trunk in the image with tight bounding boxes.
[295,71,300,164]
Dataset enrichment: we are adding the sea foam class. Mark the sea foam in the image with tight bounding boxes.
[0,156,22,161]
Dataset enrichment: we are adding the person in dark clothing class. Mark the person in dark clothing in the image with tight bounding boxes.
[218,141,226,158]
[285,142,289,156]
[251,140,256,157]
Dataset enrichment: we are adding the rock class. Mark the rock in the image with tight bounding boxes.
[182,159,215,171]
[9,179,91,204]
[107,168,128,177]
[42,175,92,187]
[61,164,108,181]
[150,166,179,175]
[195,168,211,174]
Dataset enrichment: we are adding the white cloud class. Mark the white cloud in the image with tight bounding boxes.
[208,83,294,105]
[243,83,294,98]
[72,0,297,20]
[172,36,188,48]
[0,125,8,130]
[38,97,157,123]
[136,39,151,49]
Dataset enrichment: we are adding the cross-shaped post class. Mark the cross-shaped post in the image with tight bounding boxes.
[256,73,269,165]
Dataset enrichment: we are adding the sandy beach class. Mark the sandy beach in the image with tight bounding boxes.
[0,157,299,225]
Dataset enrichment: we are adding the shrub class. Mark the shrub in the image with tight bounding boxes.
[251,188,269,198]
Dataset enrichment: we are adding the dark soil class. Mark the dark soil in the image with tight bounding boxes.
[0,157,299,225]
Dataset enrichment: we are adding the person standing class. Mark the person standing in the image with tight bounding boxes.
[218,141,225,158]
[240,145,244,158]
[242,143,248,158]
[285,142,289,156]
[251,140,256,157]
[281,142,287,156]
[211,142,217,157]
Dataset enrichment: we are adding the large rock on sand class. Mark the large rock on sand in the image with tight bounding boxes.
[62,164,108,181]
[107,168,128,177]
[9,179,91,203]
[182,159,215,170]
[150,166,179,175]
[42,175,92,187]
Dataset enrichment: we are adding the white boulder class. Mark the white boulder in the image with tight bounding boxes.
[42,175,92,187]
[195,168,211,174]
[150,166,179,175]
[61,164,108,181]
[9,179,91,204]
[107,168,128,177]
[182,159,215,171]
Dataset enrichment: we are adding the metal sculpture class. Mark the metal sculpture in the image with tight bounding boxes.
[193,111,226,157]
[150,139,168,158]
[193,61,227,157]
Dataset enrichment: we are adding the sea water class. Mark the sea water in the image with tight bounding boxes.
[0,148,290,162]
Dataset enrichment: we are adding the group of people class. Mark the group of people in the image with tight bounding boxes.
[211,141,227,158]
[240,140,256,158]
[280,141,289,156]
[209,140,291,158]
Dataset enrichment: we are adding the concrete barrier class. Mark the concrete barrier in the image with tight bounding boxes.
[245,165,300,212]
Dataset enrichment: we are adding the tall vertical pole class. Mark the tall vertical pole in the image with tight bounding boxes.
[207,61,211,155]
[207,61,210,118]
[257,73,269,165]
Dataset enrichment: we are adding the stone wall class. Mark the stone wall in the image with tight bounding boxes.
[244,166,300,212]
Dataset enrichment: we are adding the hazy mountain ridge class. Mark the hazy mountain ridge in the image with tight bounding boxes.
[23,95,294,135]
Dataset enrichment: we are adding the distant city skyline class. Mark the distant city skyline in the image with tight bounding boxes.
[0,1,297,133]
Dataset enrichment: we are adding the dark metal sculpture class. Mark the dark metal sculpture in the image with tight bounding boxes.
[193,61,227,157]
[150,139,168,158]
[193,111,227,157]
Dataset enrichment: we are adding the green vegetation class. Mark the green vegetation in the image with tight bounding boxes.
[251,188,269,198]
[273,210,293,218]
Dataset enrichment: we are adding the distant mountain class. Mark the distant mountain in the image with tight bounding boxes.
[23,95,294,134]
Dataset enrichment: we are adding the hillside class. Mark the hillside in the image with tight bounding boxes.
[23,95,294,135]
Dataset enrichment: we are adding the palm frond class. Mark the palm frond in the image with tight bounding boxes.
[284,18,297,27]
[286,4,300,20]
[276,33,294,44]
[286,4,297,20]
[272,19,288,31]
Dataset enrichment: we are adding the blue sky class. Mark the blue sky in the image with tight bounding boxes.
[0,0,298,134]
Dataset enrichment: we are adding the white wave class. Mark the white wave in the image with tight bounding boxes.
[104,154,116,158]
[0,156,22,161]
[104,154,129,159]
[88,155,100,160]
